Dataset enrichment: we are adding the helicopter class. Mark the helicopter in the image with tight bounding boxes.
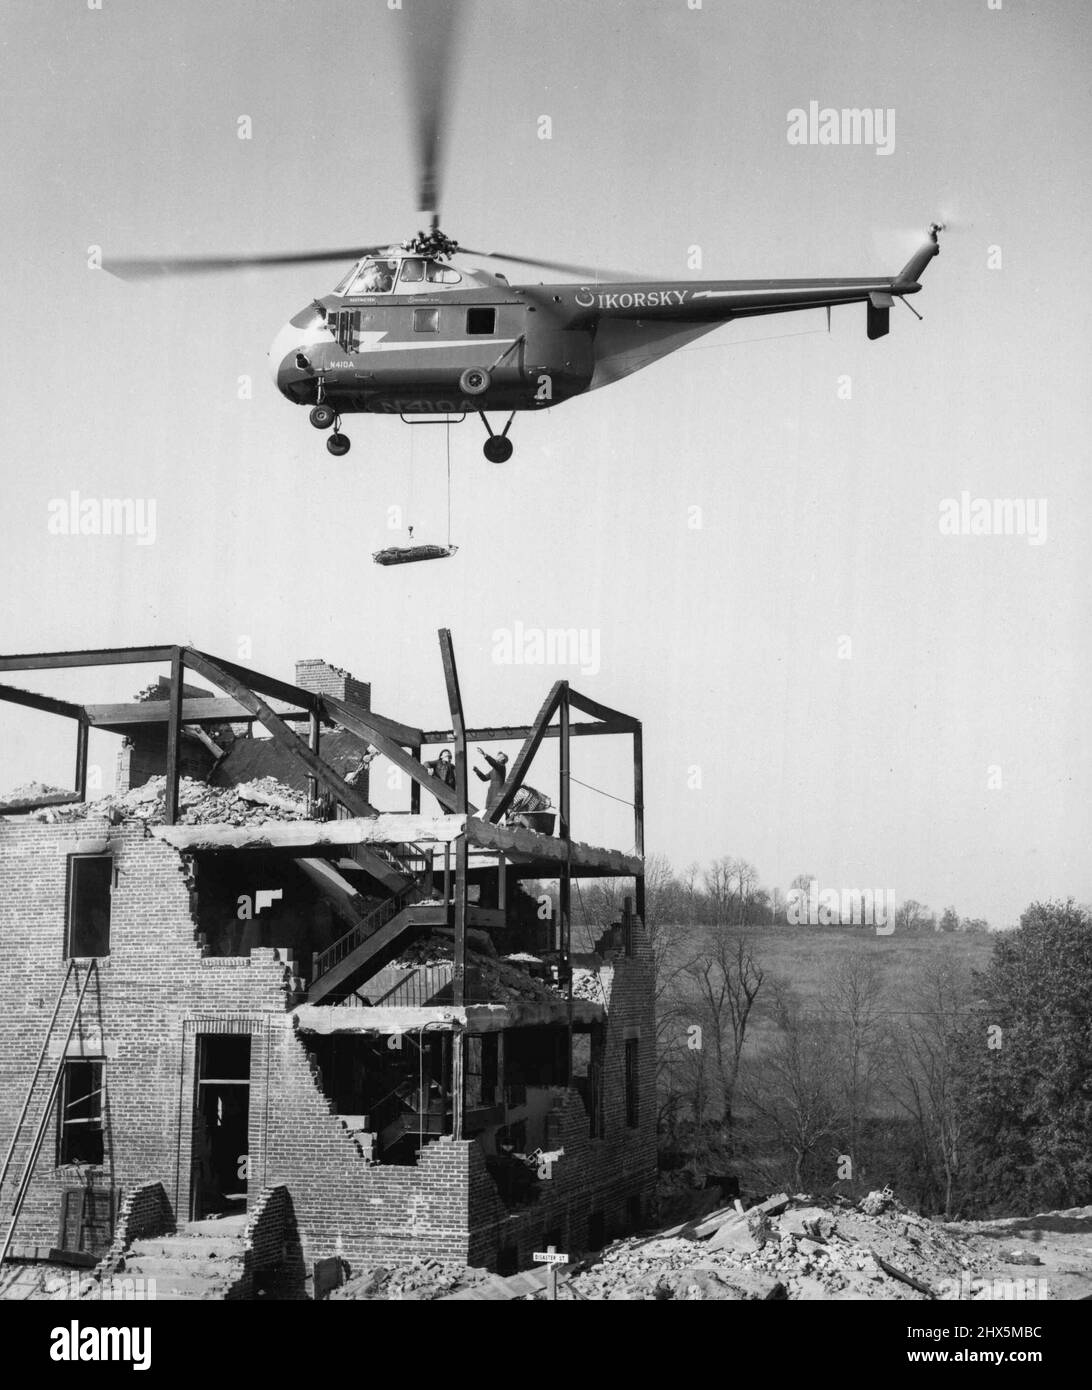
[107,3,944,464]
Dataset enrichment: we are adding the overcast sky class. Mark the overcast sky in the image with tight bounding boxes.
[1,0,1088,927]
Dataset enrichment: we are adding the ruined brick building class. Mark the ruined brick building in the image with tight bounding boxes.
[0,637,655,1284]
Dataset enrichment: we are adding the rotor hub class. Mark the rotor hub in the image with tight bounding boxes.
[401,228,460,260]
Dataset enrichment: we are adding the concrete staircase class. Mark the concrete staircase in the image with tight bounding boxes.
[114,1215,249,1300]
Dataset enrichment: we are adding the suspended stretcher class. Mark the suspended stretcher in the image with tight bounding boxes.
[372,542,458,565]
[373,421,459,566]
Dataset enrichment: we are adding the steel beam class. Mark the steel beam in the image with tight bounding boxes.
[0,683,84,720]
[420,721,632,743]
[164,648,184,824]
[0,647,175,671]
[485,681,565,824]
[438,630,469,816]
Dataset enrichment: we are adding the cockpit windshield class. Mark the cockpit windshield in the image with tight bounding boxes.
[352,259,399,294]
[332,264,358,295]
[333,256,462,295]
[399,258,462,285]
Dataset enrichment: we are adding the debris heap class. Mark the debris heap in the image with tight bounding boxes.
[390,933,564,1003]
[566,1189,985,1301]
[330,1259,494,1301]
[25,775,307,826]
[329,1190,988,1302]
[0,781,71,803]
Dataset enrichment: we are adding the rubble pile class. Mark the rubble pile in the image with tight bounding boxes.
[391,933,563,1003]
[331,1258,493,1301]
[565,1190,986,1301]
[1,780,71,803]
[572,964,611,1005]
[649,1169,728,1229]
[327,1189,986,1302]
[27,775,307,827]
[477,950,567,1002]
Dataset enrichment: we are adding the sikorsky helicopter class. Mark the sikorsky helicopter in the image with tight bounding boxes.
[108,3,943,464]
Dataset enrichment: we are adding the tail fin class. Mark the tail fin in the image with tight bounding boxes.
[894,222,943,289]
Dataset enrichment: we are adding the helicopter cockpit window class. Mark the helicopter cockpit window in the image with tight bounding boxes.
[395,258,460,286]
[348,259,398,295]
[332,264,358,295]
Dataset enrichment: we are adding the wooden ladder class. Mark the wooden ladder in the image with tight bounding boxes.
[0,960,97,1266]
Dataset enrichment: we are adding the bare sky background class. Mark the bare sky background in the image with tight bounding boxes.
[1,0,1088,926]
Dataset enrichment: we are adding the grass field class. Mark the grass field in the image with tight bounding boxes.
[655,921,998,1054]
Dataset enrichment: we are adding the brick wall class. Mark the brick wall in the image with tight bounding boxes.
[116,731,215,794]
[0,815,657,1276]
[294,660,370,712]
[0,819,289,1256]
[95,1180,174,1278]
[259,1025,473,1265]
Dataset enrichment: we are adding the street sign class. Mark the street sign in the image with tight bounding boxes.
[533,1250,569,1265]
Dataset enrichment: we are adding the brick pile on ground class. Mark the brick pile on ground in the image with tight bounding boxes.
[331,1258,493,1301]
[27,775,307,826]
[565,1189,986,1301]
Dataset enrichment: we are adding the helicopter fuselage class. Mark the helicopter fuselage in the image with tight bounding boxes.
[266,227,939,462]
[269,265,926,419]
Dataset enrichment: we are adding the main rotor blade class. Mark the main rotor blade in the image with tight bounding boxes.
[105,245,395,281]
[404,0,466,223]
[457,247,641,281]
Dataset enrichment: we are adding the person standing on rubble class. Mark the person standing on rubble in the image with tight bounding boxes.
[474,748,509,814]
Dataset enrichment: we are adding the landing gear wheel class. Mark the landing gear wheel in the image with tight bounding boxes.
[310,404,336,430]
[483,436,513,464]
[326,432,351,457]
[460,367,491,396]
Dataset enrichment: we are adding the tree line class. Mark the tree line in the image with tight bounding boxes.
[565,856,1089,1219]
[572,854,992,937]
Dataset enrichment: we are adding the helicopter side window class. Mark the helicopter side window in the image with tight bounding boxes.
[413,308,439,333]
[428,264,461,284]
[400,258,426,284]
[467,308,496,335]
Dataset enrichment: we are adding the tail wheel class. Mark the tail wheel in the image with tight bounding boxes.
[326,432,351,457]
[310,404,336,430]
[459,367,491,396]
[483,436,513,464]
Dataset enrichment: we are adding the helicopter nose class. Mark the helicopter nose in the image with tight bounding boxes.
[268,305,333,389]
[268,319,303,386]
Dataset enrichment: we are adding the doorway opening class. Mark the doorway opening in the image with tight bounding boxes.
[192,1034,251,1220]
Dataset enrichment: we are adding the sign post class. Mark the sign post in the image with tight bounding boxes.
[532,1244,569,1301]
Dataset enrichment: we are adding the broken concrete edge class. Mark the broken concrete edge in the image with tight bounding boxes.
[688,1192,790,1240]
[151,812,643,876]
[152,813,464,851]
[292,998,606,1035]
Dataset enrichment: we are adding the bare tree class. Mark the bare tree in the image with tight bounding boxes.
[894,898,931,935]
[703,856,736,925]
[681,924,765,1133]
[732,860,760,927]
[821,951,891,1194]
[885,958,974,1216]
[703,856,761,928]
[739,997,846,1192]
